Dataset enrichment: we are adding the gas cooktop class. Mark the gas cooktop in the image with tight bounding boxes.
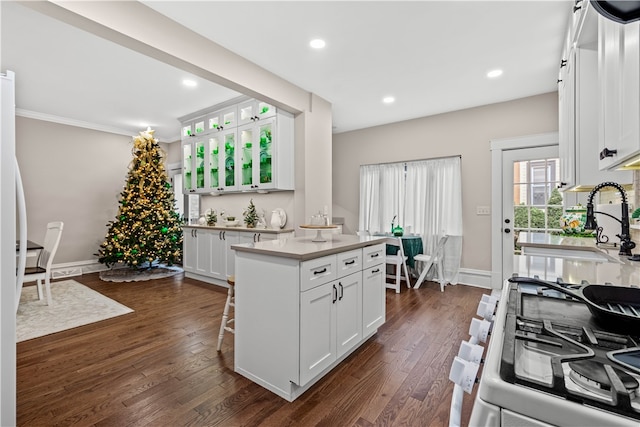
[501,277,640,421]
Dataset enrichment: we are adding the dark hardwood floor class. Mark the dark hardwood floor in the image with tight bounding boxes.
[17,272,487,426]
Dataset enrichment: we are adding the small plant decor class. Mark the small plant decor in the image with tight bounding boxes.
[244,199,258,228]
[206,209,217,226]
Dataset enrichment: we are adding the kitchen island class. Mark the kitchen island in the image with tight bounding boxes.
[231,234,387,401]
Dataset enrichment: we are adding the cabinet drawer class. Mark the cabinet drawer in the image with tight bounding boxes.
[362,244,385,267]
[301,255,337,292]
[336,249,362,279]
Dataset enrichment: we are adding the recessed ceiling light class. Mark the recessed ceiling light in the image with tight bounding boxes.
[182,79,197,87]
[383,96,395,104]
[310,39,326,49]
[487,69,503,78]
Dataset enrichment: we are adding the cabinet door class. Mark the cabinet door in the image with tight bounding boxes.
[224,230,239,278]
[558,48,576,189]
[207,106,237,132]
[336,272,362,358]
[209,230,227,280]
[182,142,195,192]
[238,99,276,126]
[362,264,385,336]
[238,118,276,191]
[183,228,197,272]
[598,15,624,169]
[621,21,640,160]
[300,282,337,386]
[217,129,238,192]
[181,116,207,139]
[195,229,212,275]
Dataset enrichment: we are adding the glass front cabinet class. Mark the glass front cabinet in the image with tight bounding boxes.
[238,99,276,126]
[181,97,293,195]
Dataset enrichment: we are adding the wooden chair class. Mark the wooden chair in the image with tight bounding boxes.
[23,221,64,306]
[414,235,449,292]
[385,237,410,293]
[217,275,235,351]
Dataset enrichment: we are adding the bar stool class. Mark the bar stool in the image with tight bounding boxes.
[216,275,235,351]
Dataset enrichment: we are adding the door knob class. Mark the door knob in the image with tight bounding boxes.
[504,228,511,234]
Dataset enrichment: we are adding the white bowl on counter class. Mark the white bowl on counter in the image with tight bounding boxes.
[224,219,239,227]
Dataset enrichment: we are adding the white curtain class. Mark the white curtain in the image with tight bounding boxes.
[405,157,462,284]
[359,163,405,234]
[360,156,463,284]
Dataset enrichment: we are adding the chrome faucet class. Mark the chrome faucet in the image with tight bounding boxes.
[584,181,635,256]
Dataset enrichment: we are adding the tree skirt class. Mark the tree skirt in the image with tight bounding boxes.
[100,264,184,282]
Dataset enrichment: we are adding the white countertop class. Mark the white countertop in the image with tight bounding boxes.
[183,224,294,234]
[515,231,640,286]
[231,234,387,261]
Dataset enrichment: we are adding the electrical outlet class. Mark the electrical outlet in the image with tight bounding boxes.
[476,206,491,215]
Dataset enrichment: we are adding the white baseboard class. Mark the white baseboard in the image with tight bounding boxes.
[456,268,492,289]
[51,261,494,290]
[50,260,123,279]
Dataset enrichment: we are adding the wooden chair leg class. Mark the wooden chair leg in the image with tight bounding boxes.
[44,275,53,306]
[217,286,234,352]
[36,278,43,301]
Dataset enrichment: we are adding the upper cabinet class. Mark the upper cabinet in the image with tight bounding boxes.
[597,15,640,170]
[237,99,276,126]
[558,1,632,189]
[180,97,294,195]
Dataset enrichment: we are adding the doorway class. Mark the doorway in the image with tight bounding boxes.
[490,133,579,287]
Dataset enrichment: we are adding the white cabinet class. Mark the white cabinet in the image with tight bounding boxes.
[558,46,632,190]
[206,106,237,132]
[362,263,385,336]
[598,16,640,170]
[237,113,294,192]
[237,99,276,126]
[183,226,293,286]
[183,228,197,272]
[299,251,363,386]
[207,128,238,193]
[181,97,293,194]
[234,241,386,401]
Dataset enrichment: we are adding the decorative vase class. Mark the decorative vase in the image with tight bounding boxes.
[271,210,282,229]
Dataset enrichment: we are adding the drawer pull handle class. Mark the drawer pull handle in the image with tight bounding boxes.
[371,253,379,258]
[344,260,356,265]
[372,268,380,273]
[338,282,343,300]
[313,268,327,275]
[332,284,337,304]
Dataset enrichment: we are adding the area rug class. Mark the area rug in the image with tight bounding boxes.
[16,280,134,342]
[99,264,183,282]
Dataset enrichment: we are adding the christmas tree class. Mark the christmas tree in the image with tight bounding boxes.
[97,129,183,269]
[244,199,258,228]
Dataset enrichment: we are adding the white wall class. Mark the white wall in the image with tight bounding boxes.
[16,117,136,264]
[332,92,559,277]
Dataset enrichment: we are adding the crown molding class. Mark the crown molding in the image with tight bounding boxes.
[15,109,181,142]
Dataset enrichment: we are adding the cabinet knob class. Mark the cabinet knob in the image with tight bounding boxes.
[573,5,581,13]
[557,78,562,84]
[504,228,511,234]
[599,147,618,160]
[560,59,567,68]
[557,182,567,188]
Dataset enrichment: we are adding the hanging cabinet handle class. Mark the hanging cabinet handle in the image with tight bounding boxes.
[332,284,337,304]
[338,282,344,300]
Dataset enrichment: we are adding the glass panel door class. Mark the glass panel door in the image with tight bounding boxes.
[240,127,253,186]
[183,144,192,190]
[208,136,220,189]
[259,121,273,184]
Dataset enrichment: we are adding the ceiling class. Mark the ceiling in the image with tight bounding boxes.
[1,1,572,142]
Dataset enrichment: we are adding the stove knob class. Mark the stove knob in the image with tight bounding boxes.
[469,318,491,343]
[457,340,484,364]
[449,356,480,394]
[476,298,496,321]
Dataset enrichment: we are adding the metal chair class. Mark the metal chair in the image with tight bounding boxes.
[23,221,64,305]
[414,235,449,292]
[217,275,235,351]
[385,237,410,293]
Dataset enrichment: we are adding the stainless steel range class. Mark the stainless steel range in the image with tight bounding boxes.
[470,277,640,426]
